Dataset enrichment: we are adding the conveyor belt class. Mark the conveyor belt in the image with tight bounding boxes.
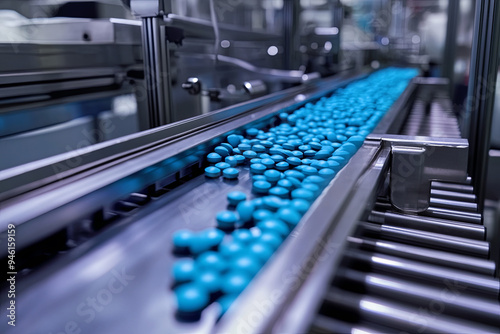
[309,180,500,333]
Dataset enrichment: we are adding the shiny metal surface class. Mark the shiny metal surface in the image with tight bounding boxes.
[324,289,500,333]
[341,270,500,326]
[360,222,490,258]
[368,135,469,213]
[348,237,496,276]
[368,210,485,239]
[345,250,500,298]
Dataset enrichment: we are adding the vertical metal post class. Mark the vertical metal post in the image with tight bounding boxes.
[443,0,459,89]
[141,15,173,129]
[283,0,301,70]
[465,0,500,211]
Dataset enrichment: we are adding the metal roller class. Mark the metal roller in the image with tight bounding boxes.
[322,289,500,334]
[360,222,490,258]
[347,237,496,276]
[368,210,486,240]
[344,250,500,299]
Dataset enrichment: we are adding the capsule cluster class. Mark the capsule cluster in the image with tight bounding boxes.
[171,68,418,320]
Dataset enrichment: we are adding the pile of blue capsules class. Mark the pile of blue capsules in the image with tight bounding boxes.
[171,67,418,320]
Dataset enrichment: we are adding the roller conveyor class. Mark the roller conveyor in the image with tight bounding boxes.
[1,68,499,334]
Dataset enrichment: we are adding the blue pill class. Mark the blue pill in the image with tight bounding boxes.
[259,231,283,250]
[253,180,272,194]
[252,197,265,209]
[261,158,275,169]
[243,150,258,159]
[216,211,238,229]
[251,158,262,164]
[172,229,193,249]
[235,155,245,165]
[215,162,230,170]
[233,148,242,154]
[207,152,222,163]
[310,142,322,151]
[303,175,326,185]
[269,147,284,156]
[284,170,305,180]
[270,155,285,163]
[175,283,210,313]
[205,166,221,178]
[260,153,271,159]
[230,254,262,277]
[221,271,252,294]
[223,168,239,179]
[246,128,259,137]
[302,166,318,176]
[238,143,251,151]
[282,150,295,157]
[286,157,301,166]
[257,219,290,238]
[232,229,254,244]
[302,183,320,196]
[347,135,365,147]
[285,177,302,189]
[291,188,315,201]
[277,179,293,190]
[341,142,358,154]
[275,161,290,171]
[333,150,351,158]
[253,209,274,222]
[227,191,247,205]
[252,144,266,153]
[221,143,234,154]
[219,241,245,258]
[314,150,331,160]
[262,196,286,211]
[319,168,336,179]
[282,142,295,150]
[304,150,317,157]
[189,228,225,255]
[250,163,267,174]
[289,199,310,214]
[248,242,274,263]
[301,158,312,165]
[261,140,273,148]
[227,134,241,147]
[298,145,311,152]
[214,146,230,157]
[172,258,197,283]
[225,156,238,167]
[264,169,281,182]
[196,251,228,272]
[253,175,267,182]
[195,270,221,293]
[277,207,302,228]
[236,201,256,222]
[292,150,304,158]
[269,186,289,199]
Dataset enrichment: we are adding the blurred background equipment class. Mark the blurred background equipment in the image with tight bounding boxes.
[1,1,499,333]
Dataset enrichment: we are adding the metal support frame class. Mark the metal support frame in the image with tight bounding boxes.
[283,0,301,70]
[442,0,459,92]
[465,0,500,211]
[140,15,173,129]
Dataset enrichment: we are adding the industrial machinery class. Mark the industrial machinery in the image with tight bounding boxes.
[0,1,499,333]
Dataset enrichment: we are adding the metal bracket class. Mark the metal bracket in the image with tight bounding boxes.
[369,134,469,213]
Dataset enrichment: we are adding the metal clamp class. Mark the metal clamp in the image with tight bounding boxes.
[369,134,469,213]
